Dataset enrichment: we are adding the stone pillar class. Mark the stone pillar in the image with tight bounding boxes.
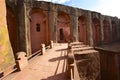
[86,11,93,46]
[50,40,53,49]
[108,17,112,42]
[16,1,30,55]
[48,3,57,43]
[16,52,28,71]
[67,41,72,54]
[117,20,120,39]
[115,18,119,41]
[41,44,46,55]
[100,15,104,44]
[116,19,119,39]
[70,9,78,42]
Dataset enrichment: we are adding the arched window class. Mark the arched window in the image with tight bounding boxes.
[36,23,40,32]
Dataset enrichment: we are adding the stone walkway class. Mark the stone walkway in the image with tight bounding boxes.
[3,43,69,80]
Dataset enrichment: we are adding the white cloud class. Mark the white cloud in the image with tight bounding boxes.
[58,0,70,3]
[38,0,70,3]
[39,0,51,2]
[92,0,120,18]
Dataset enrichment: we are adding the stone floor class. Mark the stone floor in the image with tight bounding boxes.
[2,43,69,80]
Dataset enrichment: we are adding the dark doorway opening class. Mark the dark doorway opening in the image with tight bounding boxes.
[59,28,64,41]
[36,23,40,32]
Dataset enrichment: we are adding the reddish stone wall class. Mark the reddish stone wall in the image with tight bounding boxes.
[26,1,120,47]
[30,8,49,53]
[92,18,100,45]
[103,20,110,43]
[99,51,119,80]
[57,12,70,43]
[78,16,87,44]
[5,1,120,56]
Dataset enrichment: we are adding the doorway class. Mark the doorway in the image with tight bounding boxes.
[59,28,64,41]
[57,12,70,43]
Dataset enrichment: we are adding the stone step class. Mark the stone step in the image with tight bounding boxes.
[72,47,93,52]
[71,45,88,48]
[70,42,83,46]
[74,50,98,55]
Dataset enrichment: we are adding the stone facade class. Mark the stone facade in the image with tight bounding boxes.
[4,0,120,57]
[5,0,120,59]
[1,0,120,78]
[6,0,120,56]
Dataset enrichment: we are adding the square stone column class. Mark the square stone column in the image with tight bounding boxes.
[117,20,120,39]
[70,9,79,42]
[100,15,104,44]
[16,1,30,55]
[48,3,58,43]
[86,11,93,46]
[108,17,112,42]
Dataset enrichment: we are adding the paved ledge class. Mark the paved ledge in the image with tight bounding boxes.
[2,43,69,80]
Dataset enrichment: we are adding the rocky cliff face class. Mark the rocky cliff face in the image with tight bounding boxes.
[75,52,100,80]
[0,0,15,72]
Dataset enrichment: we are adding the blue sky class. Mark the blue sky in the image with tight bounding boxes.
[38,0,120,18]
[64,0,100,10]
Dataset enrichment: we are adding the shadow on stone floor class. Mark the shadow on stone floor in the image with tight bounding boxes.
[55,48,67,52]
[48,50,67,77]
[48,56,67,62]
[41,72,69,80]
[49,49,67,62]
